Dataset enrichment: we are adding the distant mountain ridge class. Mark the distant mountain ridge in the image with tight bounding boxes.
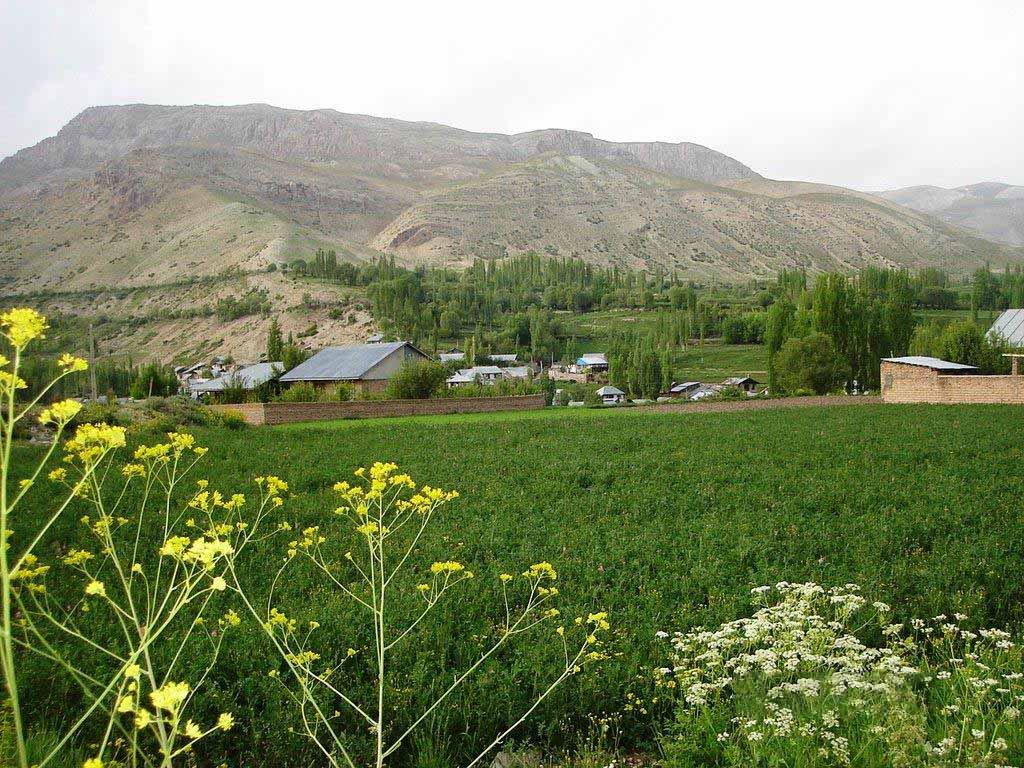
[0,103,760,197]
[0,103,1021,300]
[877,182,1024,245]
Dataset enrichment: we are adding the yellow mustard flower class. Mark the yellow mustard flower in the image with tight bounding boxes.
[1,307,48,347]
[58,352,89,372]
[217,712,234,731]
[150,681,189,713]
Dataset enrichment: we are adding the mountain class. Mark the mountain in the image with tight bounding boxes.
[1,104,1021,361]
[877,182,1024,246]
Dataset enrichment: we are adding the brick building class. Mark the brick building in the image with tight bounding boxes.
[880,356,1024,404]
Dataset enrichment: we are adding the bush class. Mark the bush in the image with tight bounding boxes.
[219,409,248,430]
[774,333,849,395]
[386,360,447,399]
[276,382,318,402]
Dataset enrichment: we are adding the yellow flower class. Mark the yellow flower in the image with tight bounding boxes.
[85,580,106,597]
[159,536,190,557]
[430,561,465,576]
[38,399,83,426]
[211,576,227,592]
[217,712,234,731]
[182,720,203,739]
[524,562,557,581]
[124,663,141,680]
[150,681,189,713]
[64,423,126,465]
[83,757,104,768]
[62,549,94,566]
[135,708,152,729]
[58,353,89,372]
[48,467,67,482]
[1,307,48,348]
[499,573,513,583]
[117,695,135,714]
[121,463,146,478]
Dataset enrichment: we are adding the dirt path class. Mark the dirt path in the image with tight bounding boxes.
[645,395,882,415]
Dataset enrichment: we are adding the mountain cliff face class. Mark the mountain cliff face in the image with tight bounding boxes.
[0,103,759,198]
[0,103,1020,300]
[877,182,1024,245]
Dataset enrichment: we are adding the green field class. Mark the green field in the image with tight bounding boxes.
[12,404,1024,765]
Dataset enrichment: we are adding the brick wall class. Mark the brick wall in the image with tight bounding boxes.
[211,394,547,426]
[880,361,1024,404]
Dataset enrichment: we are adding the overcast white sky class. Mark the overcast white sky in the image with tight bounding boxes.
[1,0,1021,190]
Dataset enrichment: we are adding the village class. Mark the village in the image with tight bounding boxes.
[172,340,767,408]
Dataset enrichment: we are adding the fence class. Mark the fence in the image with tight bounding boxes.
[209,394,548,425]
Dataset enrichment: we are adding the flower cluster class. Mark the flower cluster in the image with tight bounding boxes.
[659,583,1024,767]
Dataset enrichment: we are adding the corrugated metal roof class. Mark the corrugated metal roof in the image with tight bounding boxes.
[596,385,624,395]
[490,354,518,363]
[502,366,532,378]
[882,356,979,371]
[280,342,423,382]
[577,353,608,366]
[438,353,465,363]
[988,309,1024,347]
[192,362,282,392]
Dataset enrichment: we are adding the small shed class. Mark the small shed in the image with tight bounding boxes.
[722,376,761,393]
[595,385,625,404]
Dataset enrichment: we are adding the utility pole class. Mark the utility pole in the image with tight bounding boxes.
[88,322,98,402]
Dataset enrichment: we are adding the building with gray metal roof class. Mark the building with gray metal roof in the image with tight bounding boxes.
[190,362,283,396]
[280,342,428,392]
[881,356,978,372]
[988,309,1024,347]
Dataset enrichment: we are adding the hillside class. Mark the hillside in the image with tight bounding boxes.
[877,182,1024,245]
[1,103,1022,361]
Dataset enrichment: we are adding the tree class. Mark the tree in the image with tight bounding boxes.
[774,333,850,395]
[267,316,283,362]
[765,298,796,394]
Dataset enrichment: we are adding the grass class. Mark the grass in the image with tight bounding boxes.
[11,403,1024,766]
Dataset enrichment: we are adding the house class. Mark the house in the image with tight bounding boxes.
[501,365,533,381]
[721,376,761,394]
[689,384,723,401]
[988,309,1024,347]
[665,381,701,398]
[595,385,625,404]
[576,353,609,373]
[190,362,282,399]
[175,362,206,387]
[489,353,518,364]
[445,365,504,387]
[280,341,429,393]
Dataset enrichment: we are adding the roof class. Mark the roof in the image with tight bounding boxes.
[459,366,503,376]
[438,352,466,363]
[882,356,979,372]
[489,353,518,363]
[596,385,624,396]
[669,381,700,393]
[577,353,608,366]
[192,362,282,392]
[445,372,476,384]
[280,342,425,382]
[723,376,760,386]
[988,309,1024,347]
[502,366,532,378]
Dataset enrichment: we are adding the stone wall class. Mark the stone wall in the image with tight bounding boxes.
[210,394,548,425]
[880,361,1024,404]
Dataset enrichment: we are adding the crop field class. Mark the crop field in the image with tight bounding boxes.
[12,403,1024,766]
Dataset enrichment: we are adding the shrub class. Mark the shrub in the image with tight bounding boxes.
[276,382,318,402]
[774,333,850,395]
[219,409,248,430]
[386,360,447,399]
